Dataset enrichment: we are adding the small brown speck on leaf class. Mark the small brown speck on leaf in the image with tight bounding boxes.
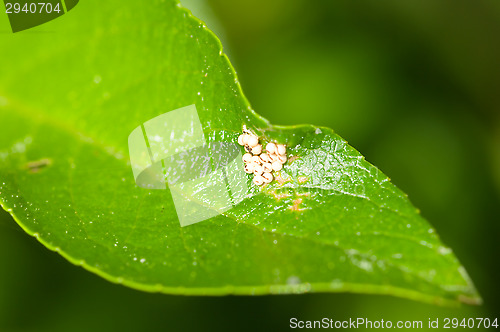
[458,294,483,306]
[25,158,52,173]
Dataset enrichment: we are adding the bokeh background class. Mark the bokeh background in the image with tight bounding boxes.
[1,0,499,330]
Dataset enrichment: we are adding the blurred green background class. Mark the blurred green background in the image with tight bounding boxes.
[1,0,499,330]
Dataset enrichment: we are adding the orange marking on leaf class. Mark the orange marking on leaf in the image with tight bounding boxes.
[289,198,303,212]
[274,173,286,185]
[297,176,308,184]
[269,190,291,200]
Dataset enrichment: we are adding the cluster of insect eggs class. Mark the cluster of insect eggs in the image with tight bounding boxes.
[237,132,287,186]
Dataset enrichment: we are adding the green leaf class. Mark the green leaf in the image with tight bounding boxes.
[0,0,480,305]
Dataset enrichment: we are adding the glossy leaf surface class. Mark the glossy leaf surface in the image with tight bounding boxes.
[0,0,480,305]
